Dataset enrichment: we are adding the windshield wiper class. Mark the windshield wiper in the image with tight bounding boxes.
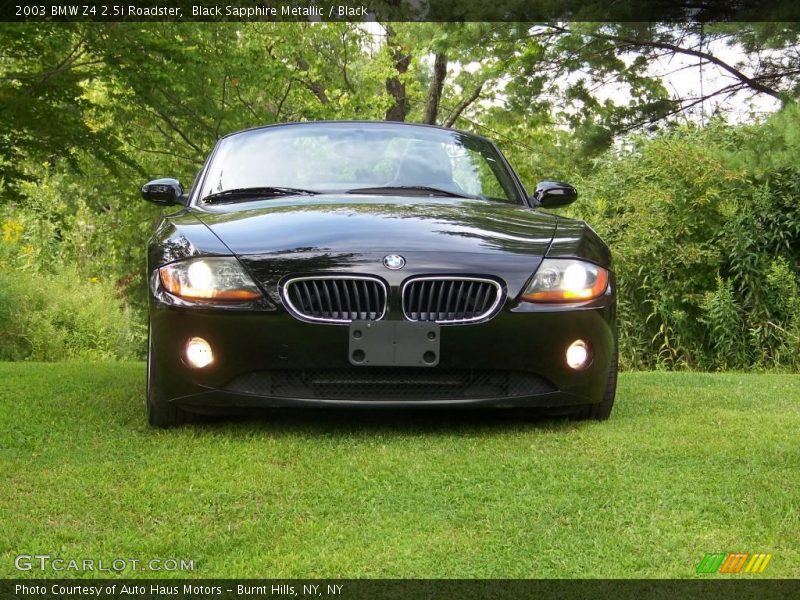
[346,185,478,199]
[202,186,320,204]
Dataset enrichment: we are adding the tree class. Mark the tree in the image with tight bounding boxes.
[392,22,799,154]
[0,24,128,195]
[531,22,800,131]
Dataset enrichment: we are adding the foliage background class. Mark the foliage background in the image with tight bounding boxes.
[0,22,798,370]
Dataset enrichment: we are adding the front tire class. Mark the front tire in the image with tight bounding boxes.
[146,334,194,429]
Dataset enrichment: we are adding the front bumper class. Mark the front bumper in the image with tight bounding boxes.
[149,298,616,412]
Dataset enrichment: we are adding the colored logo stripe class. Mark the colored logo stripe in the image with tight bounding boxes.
[696,554,726,574]
[744,554,773,573]
[719,553,749,573]
[697,553,772,574]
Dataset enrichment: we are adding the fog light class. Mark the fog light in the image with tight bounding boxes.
[566,340,590,370]
[185,337,213,368]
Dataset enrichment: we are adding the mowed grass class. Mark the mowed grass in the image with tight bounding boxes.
[0,363,798,579]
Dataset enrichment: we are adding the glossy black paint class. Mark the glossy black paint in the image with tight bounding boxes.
[195,197,557,256]
[141,178,186,205]
[531,180,578,208]
[145,122,616,416]
[544,219,611,266]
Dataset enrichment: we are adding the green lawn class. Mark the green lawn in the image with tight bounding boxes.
[0,363,798,579]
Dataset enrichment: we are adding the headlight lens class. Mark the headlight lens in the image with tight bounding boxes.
[522,259,609,302]
[159,257,262,302]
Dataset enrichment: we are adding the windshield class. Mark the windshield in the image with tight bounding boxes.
[196,123,523,205]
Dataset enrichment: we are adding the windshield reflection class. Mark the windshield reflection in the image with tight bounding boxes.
[198,122,523,205]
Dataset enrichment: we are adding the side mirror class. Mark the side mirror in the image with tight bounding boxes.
[530,181,578,208]
[141,178,185,205]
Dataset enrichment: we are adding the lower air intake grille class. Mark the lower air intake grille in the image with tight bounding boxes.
[224,369,555,400]
[402,277,503,324]
[282,276,387,323]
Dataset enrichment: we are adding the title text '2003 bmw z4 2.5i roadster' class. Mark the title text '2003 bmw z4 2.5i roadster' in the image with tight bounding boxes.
[142,121,616,428]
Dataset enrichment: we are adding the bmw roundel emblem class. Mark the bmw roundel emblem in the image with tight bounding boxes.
[383,254,406,270]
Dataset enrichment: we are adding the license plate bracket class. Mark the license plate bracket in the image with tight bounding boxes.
[348,321,440,367]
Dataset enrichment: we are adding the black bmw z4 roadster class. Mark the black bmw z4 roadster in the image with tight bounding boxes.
[142,121,616,428]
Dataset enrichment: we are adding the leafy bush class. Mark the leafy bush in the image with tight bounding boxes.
[0,177,147,361]
[700,276,748,370]
[574,105,800,371]
[0,267,144,361]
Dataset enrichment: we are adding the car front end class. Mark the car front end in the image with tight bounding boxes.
[142,121,616,427]
[147,200,615,420]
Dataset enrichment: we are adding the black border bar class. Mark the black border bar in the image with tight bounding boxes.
[3,579,800,600]
[1,0,799,22]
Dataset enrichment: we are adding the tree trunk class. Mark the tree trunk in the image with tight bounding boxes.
[384,25,411,122]
[423,52,448,125]
[443,82,484,128]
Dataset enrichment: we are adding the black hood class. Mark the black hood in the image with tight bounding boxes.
[193,196,558,257]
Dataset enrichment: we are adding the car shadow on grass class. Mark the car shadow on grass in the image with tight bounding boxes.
[179,407,588,437]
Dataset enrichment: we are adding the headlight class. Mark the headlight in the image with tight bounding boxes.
[159,257,262,302]
[522,259,609,302]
